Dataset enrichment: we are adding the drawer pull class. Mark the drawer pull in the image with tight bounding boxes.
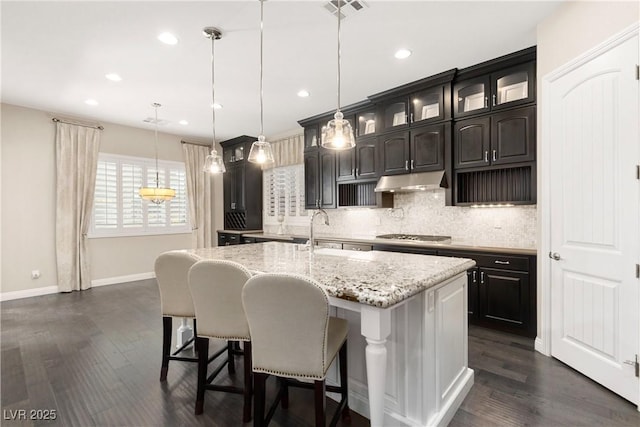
[494,260,510,265]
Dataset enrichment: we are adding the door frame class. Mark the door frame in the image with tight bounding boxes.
[538,22,640,359]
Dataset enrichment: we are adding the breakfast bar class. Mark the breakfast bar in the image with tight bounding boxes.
[186,242,476,427]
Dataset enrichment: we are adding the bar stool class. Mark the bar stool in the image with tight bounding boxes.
[154,251,200,381]
[242,273,350,427]
[188,259,253,421]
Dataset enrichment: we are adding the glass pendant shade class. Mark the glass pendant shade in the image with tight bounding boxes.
[247,0,275,165]
[139,103,175,204]
[203,149,226,173]
[247,135,275,164]
[321,111,355,150]
[203,27,224,174]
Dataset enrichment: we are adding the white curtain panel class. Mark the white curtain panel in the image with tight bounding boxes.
[182,143,213,248]
[55,122,101,292]
[263,133,304,169]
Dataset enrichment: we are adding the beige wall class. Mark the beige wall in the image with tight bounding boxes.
[1,103,223,294]
[536,1,639,344]
[537,1,639,78]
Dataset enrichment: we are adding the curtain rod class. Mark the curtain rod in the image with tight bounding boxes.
[52,117,104,130]
[181,140,211,147]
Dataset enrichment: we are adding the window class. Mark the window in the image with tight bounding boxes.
[90,153,190,237]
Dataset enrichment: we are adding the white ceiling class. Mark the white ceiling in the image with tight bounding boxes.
[1,1,561,142]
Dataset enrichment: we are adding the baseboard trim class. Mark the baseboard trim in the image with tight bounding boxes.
[0,285,59,302]
[0,272,156,302]
[91,272,155,287]
[535,336,550,356]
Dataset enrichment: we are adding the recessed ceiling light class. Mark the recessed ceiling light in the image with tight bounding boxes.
[179,120,189,125]
[297,90,310,98]
[158,32,178,45]
[85,99,98,106]
[105,73,122,82]
[395,49,412,59]
[211,103,223,109]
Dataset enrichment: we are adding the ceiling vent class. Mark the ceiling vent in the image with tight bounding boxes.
[323,0,368,19]
[143,117,170,126]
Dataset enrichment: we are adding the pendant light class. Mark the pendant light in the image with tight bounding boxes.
[138,103,176,204]
[321,0,355,150]
[202,27,226,174]
[247,0,275,165]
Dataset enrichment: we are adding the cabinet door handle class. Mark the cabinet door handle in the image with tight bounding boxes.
[492,94,496,106]
[410,113,414,123]
[472,270,477,283]
[492,150,497,162]
[405,114,409,124]
[405,160,409,170]
[355,168,359,176]
[484,151,489,163]
[494,260,510,265]
[480,271,485,284]
[484,96,488,108]
[411,159,414,170]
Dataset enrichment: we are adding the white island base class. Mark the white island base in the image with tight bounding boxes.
[326,273,473,427]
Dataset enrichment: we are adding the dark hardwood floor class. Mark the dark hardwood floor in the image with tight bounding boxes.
[2,280,639,426]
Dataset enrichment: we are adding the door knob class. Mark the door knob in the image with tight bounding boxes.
[548,252,561,260]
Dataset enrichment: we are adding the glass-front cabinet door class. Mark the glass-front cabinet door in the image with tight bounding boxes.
[381,98,408,132]
[410,86,444,124]
[491,62,535,110]
[223,144,245,163]
[356,109,377,139]
[453,76,491,118]
[304,125,319,151]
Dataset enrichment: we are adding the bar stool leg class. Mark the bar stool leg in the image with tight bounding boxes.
[195,336,209,415]
[228,341,236,374]
[314,380,326,427]
[254,372,268,427]
[243,341,253,423]
[281,378,289,409]
[339,342,351,423]
[160,316,172,381]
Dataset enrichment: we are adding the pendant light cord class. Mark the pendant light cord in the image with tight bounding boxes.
[210,34,217,150]
[259,0,264,136]
[337,0,342,111]
[154,103,160,188]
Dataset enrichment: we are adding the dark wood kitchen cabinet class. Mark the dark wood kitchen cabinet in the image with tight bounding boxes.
[381,122,449,175]
[221,136,262,230]
[374,241,537,337]
[453,60,535,119]
[304,148,336,209]
[454,106,535,169]
[336,136,379,182]
[439,249,536,337]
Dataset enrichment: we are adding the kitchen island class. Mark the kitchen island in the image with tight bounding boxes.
[186,242,476,427]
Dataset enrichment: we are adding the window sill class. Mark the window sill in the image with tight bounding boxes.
[88,228,192,239]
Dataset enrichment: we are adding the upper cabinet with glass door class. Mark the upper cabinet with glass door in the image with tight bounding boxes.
[378,85,449,133]
[372,70,455,134]
[223,142,245,163]
[355,107,377,139]
[454,60,535,118]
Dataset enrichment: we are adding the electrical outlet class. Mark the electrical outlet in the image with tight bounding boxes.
[31,270,40,279]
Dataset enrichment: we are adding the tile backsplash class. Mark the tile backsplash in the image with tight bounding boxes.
[264,190,537,249]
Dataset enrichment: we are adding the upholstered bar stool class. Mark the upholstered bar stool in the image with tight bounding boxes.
[188,259,253,421]
[242,273,350,427]
[154,251,200,381]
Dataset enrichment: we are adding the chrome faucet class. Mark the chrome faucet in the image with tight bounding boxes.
[309,208,329,254]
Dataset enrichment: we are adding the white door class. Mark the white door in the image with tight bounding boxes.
[548,33,639,404]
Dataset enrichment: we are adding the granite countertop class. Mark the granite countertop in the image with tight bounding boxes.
[187,242,476,308]
[239,231,537,256]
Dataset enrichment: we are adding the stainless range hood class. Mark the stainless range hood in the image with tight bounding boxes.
[374,170,448,193]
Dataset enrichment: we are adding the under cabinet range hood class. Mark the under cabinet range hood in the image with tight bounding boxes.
[374,171,448,193]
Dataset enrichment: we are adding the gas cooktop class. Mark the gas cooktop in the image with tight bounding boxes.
[376,234,452,243]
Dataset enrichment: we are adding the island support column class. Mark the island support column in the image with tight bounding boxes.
[361,305,391,427]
